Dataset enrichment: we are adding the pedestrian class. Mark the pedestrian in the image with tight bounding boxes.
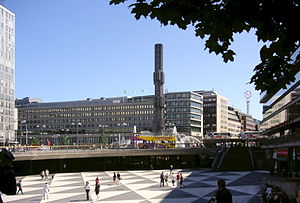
[40,170,45,180]
[16,180,23,195]
[84,181,90,200]
[179,173,185,188]
[113,172,116,185]
[169,164,173,174]
[160,172,164,187]
[208,179,232,203]
[95,182,100,199]
[170,173,175,186]
[176,173,180,187]
[117,172,121,185]
[43,182,50,200]
[95,176,99,184]
[164,172,169,186]
[45,169,49,180]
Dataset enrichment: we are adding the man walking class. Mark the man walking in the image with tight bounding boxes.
[16,180,23,195]
[160,172,164,187]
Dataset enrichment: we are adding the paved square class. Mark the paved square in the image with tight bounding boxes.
[2,169,268,202]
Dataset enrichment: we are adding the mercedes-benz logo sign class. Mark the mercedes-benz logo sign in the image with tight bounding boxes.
[244,90,252,99]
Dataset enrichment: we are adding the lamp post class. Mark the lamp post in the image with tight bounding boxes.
[37,125,46,145]
[21,120,28,145]
[72,122,81,145]
[99,124,108,146]
[117,123,127,146]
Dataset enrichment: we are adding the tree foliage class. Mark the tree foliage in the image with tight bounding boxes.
[109,0,300,94]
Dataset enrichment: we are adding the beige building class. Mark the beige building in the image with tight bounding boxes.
[260,93,292,135]
[196,91,228,135]
[227,106,242,136]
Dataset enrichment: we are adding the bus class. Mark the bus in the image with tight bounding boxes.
[131,134,176,149]
[205,132,231,139]
[239,131,265,139]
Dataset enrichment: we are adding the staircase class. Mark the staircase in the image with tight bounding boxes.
[213,146,254,171]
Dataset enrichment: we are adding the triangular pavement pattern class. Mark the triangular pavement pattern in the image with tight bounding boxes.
[100,191,145,201]
[151,188,198,199]
[181,187,216,197]
[3,169,268,203]
[2,194,42,203]
[97,190,129,200]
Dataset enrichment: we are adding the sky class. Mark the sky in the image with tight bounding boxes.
[5,0,264,119]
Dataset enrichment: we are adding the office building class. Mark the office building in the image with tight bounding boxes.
[16,91,203,145]
[236,111,257,132]
[165,91,203,137]
[259,53,299,177]
[196,91,228,136]
[227,106,242,136]
[0,5,15,145]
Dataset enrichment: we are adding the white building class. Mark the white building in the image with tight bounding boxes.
[0,5,15,145]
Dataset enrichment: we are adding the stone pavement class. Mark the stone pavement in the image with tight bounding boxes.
[2,169,269,203]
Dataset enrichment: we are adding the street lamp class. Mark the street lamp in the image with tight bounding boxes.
[72,122,81,145]
[99,124,108,146]
[117,123,127,146]
[21,120,28,145]
[37,124,46,145]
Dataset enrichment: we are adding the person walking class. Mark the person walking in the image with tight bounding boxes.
[179,173,185,188]
[16,180,23,195]
[95,182,100,200]
[45,169,49,180]
[43,182,50,200]
[117,172,121,185]
[176,173,180,188]
[208,179,232,203]
[170,173,175,186]
[95,176,99,184]
[160,172,164,187]
[113,172,116,185]
[40,170,45,180]
[84,181,90,200]
[169,165,173,174]
[164,172,169,186]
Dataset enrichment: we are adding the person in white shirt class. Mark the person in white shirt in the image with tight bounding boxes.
[84,181,90,200]
[43,183,50,200]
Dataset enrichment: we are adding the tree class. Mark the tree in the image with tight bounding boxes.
[109,0,300,94]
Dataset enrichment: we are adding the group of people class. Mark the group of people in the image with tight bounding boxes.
[262,183,289,203]
[84,176,102,200]
[160,171,184,188]
[159,165,184,188]
[112,172,122,185]
[40,169,50,180]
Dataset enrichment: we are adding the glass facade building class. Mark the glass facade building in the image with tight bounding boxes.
[0,5,15,145]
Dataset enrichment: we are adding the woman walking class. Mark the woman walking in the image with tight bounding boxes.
[95,182,100,199]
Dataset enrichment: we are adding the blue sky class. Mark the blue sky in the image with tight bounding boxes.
[5,0,263,119]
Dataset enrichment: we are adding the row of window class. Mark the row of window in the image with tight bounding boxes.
[166,113,201,120]
[0,94,14,102]
[0,108,14,116]
[0,71,13,81]
[22,105,154,114]
[166,101,203,108]
[0,8,14,21]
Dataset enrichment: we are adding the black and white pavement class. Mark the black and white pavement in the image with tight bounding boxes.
[2,169,269,202]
